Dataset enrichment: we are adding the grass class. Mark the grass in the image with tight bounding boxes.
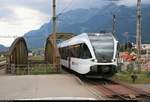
[31,64,59,75]
[0,57,6,61]
[29,56,44,61]
[15,64,60,75]
[112,71,150,84]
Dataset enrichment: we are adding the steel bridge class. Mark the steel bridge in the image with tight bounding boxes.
[6,37,28,73]
[6,33,74,73]
[45,32,74,64]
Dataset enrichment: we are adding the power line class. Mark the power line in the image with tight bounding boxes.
[58,0,74,15]
[95,4,121,32]
[0,36,18,38]
[0,35,57,40]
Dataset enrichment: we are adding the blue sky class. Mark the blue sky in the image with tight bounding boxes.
[0,0,149,47]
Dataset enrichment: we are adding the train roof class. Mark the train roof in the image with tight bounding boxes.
[57,32,115,48]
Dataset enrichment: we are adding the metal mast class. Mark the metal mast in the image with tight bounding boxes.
[112,14,116,37]
[136,0,142,73]
[52,0,56,34]
[52,0,57,69]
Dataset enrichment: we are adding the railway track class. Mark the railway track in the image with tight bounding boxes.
[79,77,150,100]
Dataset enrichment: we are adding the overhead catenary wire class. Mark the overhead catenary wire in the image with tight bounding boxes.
[95,2,150,32]
[58,0,74,15]
[1,1,149,39]
[95,4,121,32]
[0,36,18,38]
[0,35,47,39]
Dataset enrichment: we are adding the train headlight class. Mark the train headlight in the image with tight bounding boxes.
[91,59,97,62]
[112,59,116,62]
[90,66,98,72]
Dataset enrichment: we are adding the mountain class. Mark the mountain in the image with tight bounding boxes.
[0,44,8,52]
[24,3,150,49]
[24,8,100,49]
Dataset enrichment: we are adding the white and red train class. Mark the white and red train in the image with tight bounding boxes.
[58,33,119,77]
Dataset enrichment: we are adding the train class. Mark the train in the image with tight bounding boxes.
[58,33,119,78]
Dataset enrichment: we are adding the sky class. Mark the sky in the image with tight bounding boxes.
[0,0,149,47]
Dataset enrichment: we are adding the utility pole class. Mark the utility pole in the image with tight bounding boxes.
[124,32,129,51]
[51,0,58,70]
[136,0,142,73]
[112,14,116,37]
[52,0,56,34]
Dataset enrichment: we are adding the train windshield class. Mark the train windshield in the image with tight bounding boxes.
[88,33,114,62]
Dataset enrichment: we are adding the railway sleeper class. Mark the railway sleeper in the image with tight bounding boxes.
[107,79,150,98]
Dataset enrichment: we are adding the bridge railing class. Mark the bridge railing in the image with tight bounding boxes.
[6,63,61,75]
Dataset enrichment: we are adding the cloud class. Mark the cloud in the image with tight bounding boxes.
[117,0,150,6]
[57,0,108,12]
[0,0,51,15]
[0,0,108,17]
[0,0,149,47]
[0,5,49,47]
[0,0,108,47]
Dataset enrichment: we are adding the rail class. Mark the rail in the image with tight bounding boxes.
[109,79,150,98]
[79,77,150,100]
[84,78,128,100]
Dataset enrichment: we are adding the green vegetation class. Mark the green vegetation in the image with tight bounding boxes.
[0,57,6,61]
[112,71,150,84]
[15,64,60,75]
[29,56,44,61]
[29,48,44,51]
[119,42,133,52]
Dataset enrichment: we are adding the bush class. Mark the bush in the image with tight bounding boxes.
[127,63,134,73]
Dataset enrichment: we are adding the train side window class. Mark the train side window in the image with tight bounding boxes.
[69,47,72,57]
[66,47,68,60]
[78,44,83,58]
[72,46,76,57]
[62,48,65,59]
[61,48,64,59]
[59,48,61,58]
[60,43,92,59]
[63,48,65,59]
[77,44,81,58]
[62,47,67,60]
[73,44,80,58]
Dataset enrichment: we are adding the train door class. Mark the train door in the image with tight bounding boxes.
[68,46,71,68]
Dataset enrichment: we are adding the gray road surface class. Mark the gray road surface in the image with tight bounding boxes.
[0,74,98,100]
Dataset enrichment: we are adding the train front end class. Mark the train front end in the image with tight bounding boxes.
[87,33,118,78]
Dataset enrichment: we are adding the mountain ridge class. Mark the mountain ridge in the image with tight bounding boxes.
[0,44,8,52]
[22,3,150,49]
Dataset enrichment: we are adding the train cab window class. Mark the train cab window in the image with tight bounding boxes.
[73,43,92,59]
[78,43,92,59]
